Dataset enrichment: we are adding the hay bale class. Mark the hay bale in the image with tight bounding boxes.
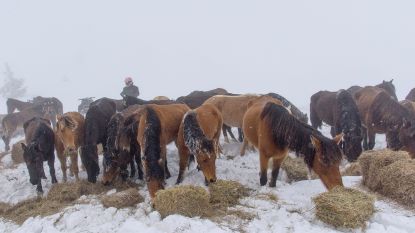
[47,181,109,202]
[359,149,410,190]
[209,180,249,207]
[313,187,375,229]
[101,188,143,209]
[341,162,362,176]
[281,156,309,182]
[154,185,210,218]
[11,140,25,164]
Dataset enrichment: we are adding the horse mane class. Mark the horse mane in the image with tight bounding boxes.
[183,111,214,155]
[375,80,397,100]
[261,102,341,168]
[334,90,362,136]
[142,106,164,179]
[61,115,77,130]
[267,93,308,123]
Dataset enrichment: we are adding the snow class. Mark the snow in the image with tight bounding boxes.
[0,127,414,233]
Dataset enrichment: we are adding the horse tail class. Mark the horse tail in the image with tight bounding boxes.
[183,111,215,155]
[142,106,163,179]
[310,92,323,129]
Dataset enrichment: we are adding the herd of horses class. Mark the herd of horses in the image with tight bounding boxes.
[2,80,415,200]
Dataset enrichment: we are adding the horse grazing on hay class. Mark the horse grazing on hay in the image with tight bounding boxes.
[55,112,85,181]
[354,87,415,156]
[137,104,190,199]
[348,79,398,101]
[310,90,363,161]
[80,98,116,183]
[6,98,33,114]
[21,117,57,193]
[406,88,415,102]
[266,93,308,123]
[102,105,144,185]
[243,101,344,189]
[177,88,241,142]
[2,104,52,151]
[176,104,222,185]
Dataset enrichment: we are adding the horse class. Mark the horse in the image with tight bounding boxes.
[80,98,116,183]
[153,96,170,101]
[354,87,415,157]
[176,88,241,142]
[310,90,363,161]
[176,104,222,185]
[6,98,33,114]
[123,96,177,109]
[2,104,52,151]
[78,97,95,115]
[136,104,190,198]
[401,100,415,116]
[266,93,308,123]
[102,105,144,185]
[32,96,64,128]
[55,112,85,181]
[406,88,415,102]
[108,98,125,112]
[21,117,57,193]
[348,79,397,101]
[204,94,259,143]
[243,101,344,189]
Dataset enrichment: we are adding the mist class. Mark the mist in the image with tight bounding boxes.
[1,0,414,113]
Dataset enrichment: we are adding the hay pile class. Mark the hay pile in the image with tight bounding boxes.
[359,149,415,207]
[209,180,250,207]
[101,188,144,208]
[341,162,362,176]
[154,185,210,218]
[281,156,309,182]
[313,186,375,229]
[0,180,138,224]
[11,140,25,164]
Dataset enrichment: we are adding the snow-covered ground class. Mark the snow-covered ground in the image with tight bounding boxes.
[0,127,414,233]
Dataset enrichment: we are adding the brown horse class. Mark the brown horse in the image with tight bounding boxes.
[176,104,222,185]
[406,88,415,102]
[55,112,85,181]
[310,90,363,161]
[204,94,259,142]
[6,98,33,114]
[348,79,397,101]
[354,87,415,156]
[136,104,190,198]
[243,101,343,189]
[2,104,52,151]
[401,100,415,116]
[153,96,170,101]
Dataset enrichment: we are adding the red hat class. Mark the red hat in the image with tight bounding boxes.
[124,77,133,85]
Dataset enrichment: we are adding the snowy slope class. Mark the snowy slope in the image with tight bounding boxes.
[0,128,414,233]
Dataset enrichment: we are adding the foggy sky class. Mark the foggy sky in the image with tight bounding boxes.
[1,0,414,113]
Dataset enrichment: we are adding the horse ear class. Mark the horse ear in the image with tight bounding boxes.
[333,133,344,145]
[310,135,322,152]
[390,79,394,83]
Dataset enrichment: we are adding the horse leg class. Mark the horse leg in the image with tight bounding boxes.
[330,127,336,138]
[176,140,190,184]
[56,148,67,182]
[367,128,376,150]
[70,151,79,181]
[259,150,269,186]
[269,155,285,188]
[129,153,136,178]
[222,125,230,143]
[226,126,238,142]
[36,180,43,193]
[238,128,244,143]
[2,134,10,152]
[362,127,369,150]
[161,146,171,179]
[240,138,249,156]
[48,152,58,184]
[135,145,144,180]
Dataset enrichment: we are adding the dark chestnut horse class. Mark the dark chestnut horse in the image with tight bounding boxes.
[136,104,190,199]
[21,117,57,193]
[310,90,363,161]
[80,98,116,183]
[354,87,415,157]
[243,101,343,189]
[177,88,241,142]
[348,79,397,101]
[102,105,144,185]
[266,93,308,123]
[176,104,222,185]
[406,88,415,102]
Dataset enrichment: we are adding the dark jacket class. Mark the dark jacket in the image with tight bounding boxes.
[120,85,139,98]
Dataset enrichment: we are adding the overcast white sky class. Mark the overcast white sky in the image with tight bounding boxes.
[0,0,414,112]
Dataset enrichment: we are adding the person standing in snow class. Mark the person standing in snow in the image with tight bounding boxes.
[120,77,140,98]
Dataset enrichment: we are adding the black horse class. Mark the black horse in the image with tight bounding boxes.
[80,98,116,183]
[310,90,363,161]
[21,117,57,193]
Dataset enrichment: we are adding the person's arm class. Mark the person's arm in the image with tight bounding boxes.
[120,87,126,97]
[136,86,140,97]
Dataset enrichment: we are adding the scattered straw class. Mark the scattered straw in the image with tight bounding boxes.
[154,185,210,218]
[281,156,309,182]
[341,162,362,176]
[209,180,250,207]
[313,186,375,229]
[101,188,144,209]
[11,140,25,164]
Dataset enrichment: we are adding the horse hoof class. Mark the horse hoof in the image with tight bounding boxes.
[269,182,276,188]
